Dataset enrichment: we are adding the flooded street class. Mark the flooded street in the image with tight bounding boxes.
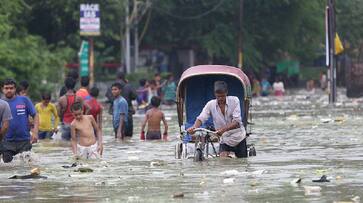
[1,89,362,202]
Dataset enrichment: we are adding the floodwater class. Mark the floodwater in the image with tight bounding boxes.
[1,88,363,202]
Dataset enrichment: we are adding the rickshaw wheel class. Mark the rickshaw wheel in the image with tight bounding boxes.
[194,149,203,162]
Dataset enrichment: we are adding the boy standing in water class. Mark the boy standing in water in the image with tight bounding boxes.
[35,92,59,139]
[111,83,128,139]
[70,102,103,159]
[140,96,168,140]
[86,87,103,130]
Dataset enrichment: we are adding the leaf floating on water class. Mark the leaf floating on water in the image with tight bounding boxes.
[290,178,302,186]
[172,192,184,198]
[312,175,330,183]
[334,117,346,123]
[74,167,93,173]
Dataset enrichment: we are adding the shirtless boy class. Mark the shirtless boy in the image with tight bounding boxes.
[70,102,103,159]
[140,96,168,140]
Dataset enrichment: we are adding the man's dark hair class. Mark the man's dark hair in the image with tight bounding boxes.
[41,92,51,100]
[154,73,160,77]
[214,81,228,93]
[139,79,146,86]
[148,80,156,86]
[90,87,99,97]
[2,79,17,87]
[111,82,123,90]
[71,102,83,112]
[117,72,125,81]
[65,77,76,90]
[19,80,29,90]
[150,96,161,107]
[67,69,79,80]
[80,76,90,87]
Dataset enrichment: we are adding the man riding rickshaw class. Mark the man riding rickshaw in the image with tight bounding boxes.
[175,65,254,160]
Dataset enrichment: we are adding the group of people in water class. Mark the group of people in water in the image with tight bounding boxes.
[252,76,285,97]
[0,71,176,163]
[0,68,252,162]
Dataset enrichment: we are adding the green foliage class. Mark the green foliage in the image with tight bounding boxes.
[0,0,69,98]
[1,0,363,97]
[336,0,363,61]
[146,0,326,70]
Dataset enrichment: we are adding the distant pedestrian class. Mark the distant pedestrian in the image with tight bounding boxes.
[252,78,261,97]
[154,73,163,97]
[140,96,168,140]
[273,77,285,96]
[147,80,158,104]
[17,80,29,96]
[76,76,91,101]
[320,72,327,90]
[111,82,128,139]
[35,92,59,139]
[261,77,272,96]
[136,79,148,108]
[59,70,79,97]
[86,87,103,130]
[162,73,176,105]
[105,72,136,137]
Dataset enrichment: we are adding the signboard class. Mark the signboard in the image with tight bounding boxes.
[79,41,89,76]
[80,4,100,36]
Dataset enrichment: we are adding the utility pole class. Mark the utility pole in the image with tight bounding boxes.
[327,0,337,103]
[134,0,139,72]
[125,0,131,74]
[89,37,94,86]
[238,0,244,69]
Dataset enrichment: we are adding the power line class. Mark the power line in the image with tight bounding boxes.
[152,0,225,20]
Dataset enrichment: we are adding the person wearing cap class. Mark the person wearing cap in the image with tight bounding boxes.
[187,81,247,158]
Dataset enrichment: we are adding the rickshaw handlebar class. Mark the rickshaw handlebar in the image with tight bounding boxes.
[180,128,218,142]
[193,128,217,135]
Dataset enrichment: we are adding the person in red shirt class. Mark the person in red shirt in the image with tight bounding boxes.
[57,77,90,141]
[76,76,91,101]
[87,87,103,130]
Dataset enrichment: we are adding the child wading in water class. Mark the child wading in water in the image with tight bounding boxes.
[35,92,59,139]
[70,102,103,159]
[140,96,168,140]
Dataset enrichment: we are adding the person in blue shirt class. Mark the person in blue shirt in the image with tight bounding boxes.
[111,82,128,139]
[0,79,39,163]
[261,77,272,96]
